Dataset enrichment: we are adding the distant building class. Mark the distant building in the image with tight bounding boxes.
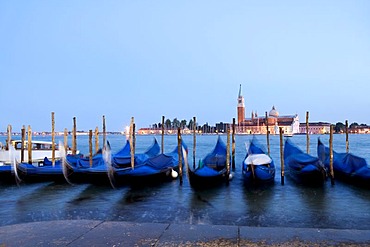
[299,122,331,134]
[236,85,300,135]
[349,125,370,134]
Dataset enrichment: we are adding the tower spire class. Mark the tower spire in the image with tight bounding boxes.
[238,84,242,98]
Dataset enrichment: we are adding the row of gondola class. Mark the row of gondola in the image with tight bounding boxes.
[1,136,370,188]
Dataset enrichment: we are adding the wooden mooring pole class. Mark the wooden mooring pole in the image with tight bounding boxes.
[51,112,55,166]
[130,117,135,169]
[21,125,25,162]
[193,116,196,169]
[72,117,77,155]
[265,112,270,155]
[161,116,165,154]
[345,120,349,153]
[27,125,32,164]
[64,128,68,153]
[226,127,231,184]
[6,124,12,151]
[103,115,106,148]
[89,130,93,167]
[279,127,285,185]
[177,127,183,185]
[95,127,99,153]
[306,111,310,154]
[329,125,335,185]
[232,118,236,170]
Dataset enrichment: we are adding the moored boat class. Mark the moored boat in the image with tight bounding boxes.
[0,140,65,165]
[317,138,370,187]
[111,141,188,186]
[284,139,327,185]
[242,138,275,185]
[187,136,229,188]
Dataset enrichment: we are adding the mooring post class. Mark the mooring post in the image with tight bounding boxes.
[226,127,231,185]
[51,112,55,166]
[279,127,285,185]
[161,116,165,154]
[265,112,270,155]
[21,125,25,162]
[177,127,183,185]
[95,127,99,154]
[345,120,349,153]
[329,125,335,185]
[6,124,12,150]
[133,122,136,156]
[306,111,310,154]
[130,117,135,169]
[193,116,196,169]
[89,130,93,167]
[72,117,77,155]
[232,118,236,170]
[64,128,68,153]
[27,125,32,164]
[103,115,106,148]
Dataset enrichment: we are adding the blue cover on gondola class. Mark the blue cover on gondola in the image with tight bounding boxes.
[188,136,228,188]
[75,154,105,168]
[317,138,370,181]
[113,141,187,179]
[242,137,275,183]
[284,139,321,169]
[112,138,160,167]
[201,136,227,170]
[284,139,326,184]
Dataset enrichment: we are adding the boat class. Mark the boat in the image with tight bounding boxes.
[111,141,188,186]
[0,140,67,165]
[0,140,75,183]
[187,136,229,188]
[62,149,110,185]
[284,139,327,185]
[16,157,65,183]
[63,138,161,185]
[242,138,275,184]
[317,138,370,186]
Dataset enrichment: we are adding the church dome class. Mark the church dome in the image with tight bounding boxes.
[269,106,279,117]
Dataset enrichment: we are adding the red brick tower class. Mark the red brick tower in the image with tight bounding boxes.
[237,84,245,124]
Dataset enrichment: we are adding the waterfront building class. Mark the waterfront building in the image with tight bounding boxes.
[236,85,300,135]
[299,122,331,134]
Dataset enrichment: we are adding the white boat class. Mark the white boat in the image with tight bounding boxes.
[0,140,68,166]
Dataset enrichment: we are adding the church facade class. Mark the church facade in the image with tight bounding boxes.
[236,85,300,135]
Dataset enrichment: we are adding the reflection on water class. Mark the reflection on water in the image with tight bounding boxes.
[0,134,369,230]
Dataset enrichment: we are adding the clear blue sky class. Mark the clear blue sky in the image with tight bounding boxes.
[1,1,370,132]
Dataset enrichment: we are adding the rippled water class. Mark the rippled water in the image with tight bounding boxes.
[0,134,369,229]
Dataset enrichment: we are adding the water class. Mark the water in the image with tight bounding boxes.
[0,134,369,229]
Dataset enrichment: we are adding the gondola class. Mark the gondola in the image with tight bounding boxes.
[284,139,327,185]
[63,139,160,185]
[16,157,65,183]
[111,142,187,186]
[62,149,109,184]
[317,138,370,186]
[242,138,275,185]
[187,136,229,188]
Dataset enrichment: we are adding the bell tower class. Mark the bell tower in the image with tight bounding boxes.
[237,84,245,124]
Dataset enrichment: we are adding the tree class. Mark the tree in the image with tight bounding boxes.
[334,122,345,133]
[172,118,180,128]
[349,122,359,129]
[165,119,172,129]
[180,120,187,129]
